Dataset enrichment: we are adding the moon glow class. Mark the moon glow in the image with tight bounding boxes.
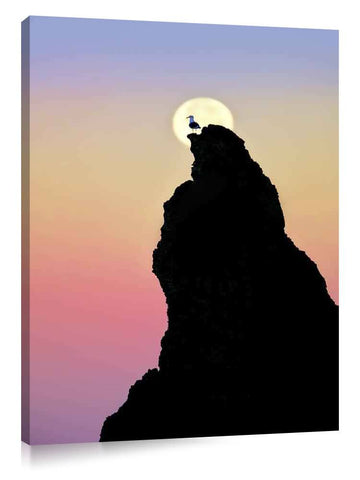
[172,97,234,146]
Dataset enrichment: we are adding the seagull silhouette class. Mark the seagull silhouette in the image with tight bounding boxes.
[186,115,201,133]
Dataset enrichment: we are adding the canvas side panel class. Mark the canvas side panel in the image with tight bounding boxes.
[21,16,30,445]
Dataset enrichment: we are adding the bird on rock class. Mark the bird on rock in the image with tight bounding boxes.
[186,115,201,133]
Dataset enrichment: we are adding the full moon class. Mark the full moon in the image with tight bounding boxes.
[172,97,234,146]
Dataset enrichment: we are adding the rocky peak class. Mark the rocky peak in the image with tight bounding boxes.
[100,125,338,442]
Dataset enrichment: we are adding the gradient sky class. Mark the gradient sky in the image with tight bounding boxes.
[26,16,338,444]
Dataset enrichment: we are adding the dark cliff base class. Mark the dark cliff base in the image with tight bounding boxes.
[100,125,338,442]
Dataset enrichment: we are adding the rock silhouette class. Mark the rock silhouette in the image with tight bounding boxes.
[100,125,338,442]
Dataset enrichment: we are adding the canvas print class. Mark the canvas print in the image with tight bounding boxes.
[21,16,339,445]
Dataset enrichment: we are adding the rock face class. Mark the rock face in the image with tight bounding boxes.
[100,125,338,442]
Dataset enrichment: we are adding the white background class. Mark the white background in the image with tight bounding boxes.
[1,1,359,478]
